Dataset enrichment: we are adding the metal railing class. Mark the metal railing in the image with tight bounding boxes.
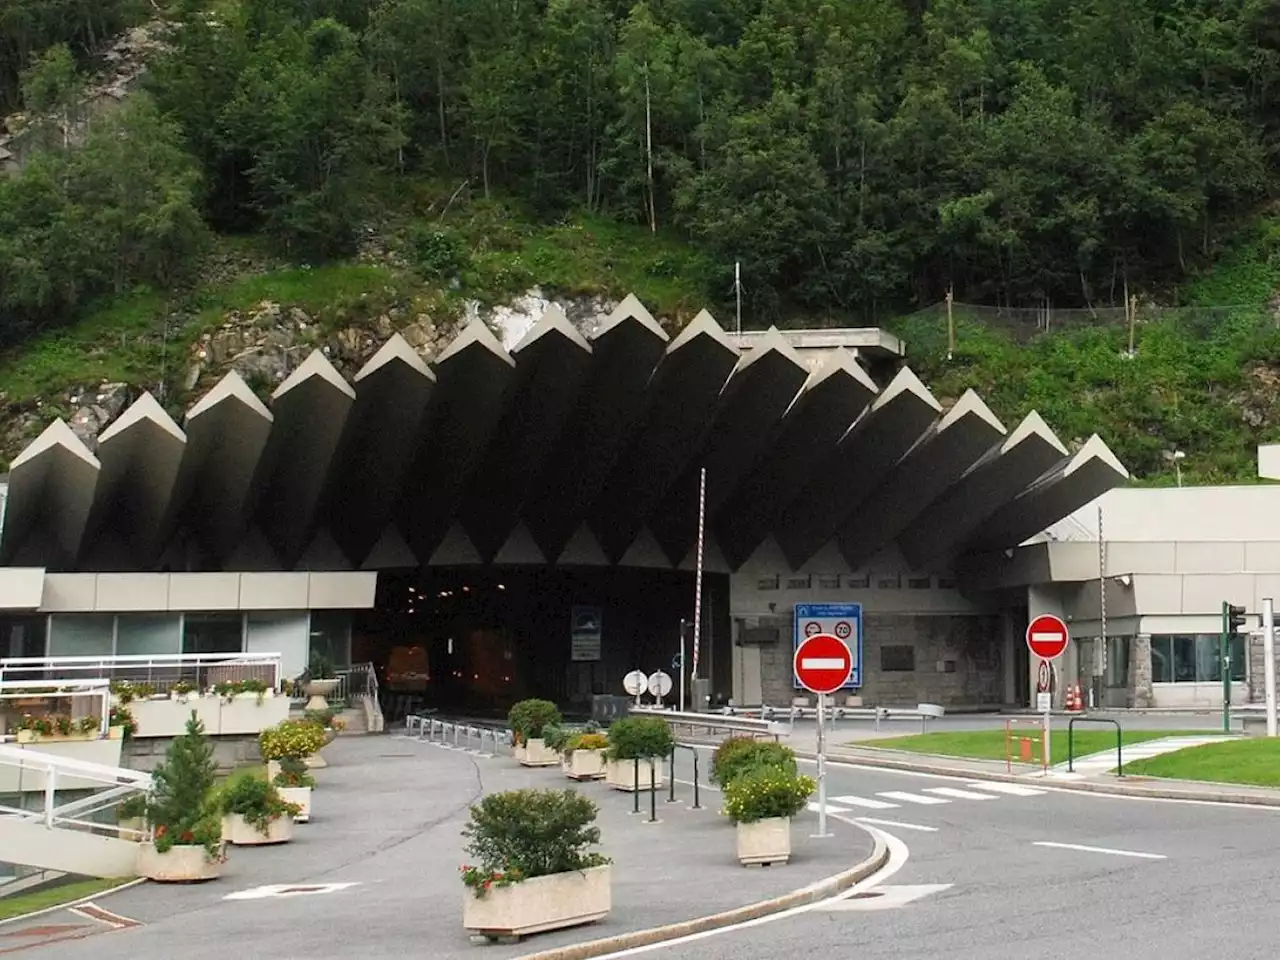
[630,706,787,740]
[404,715,513,757]
[1067,717,1124,776]
[0,743,152,838]
[718,702,945,732]
[0,679,112,741]
[0,653,283,696]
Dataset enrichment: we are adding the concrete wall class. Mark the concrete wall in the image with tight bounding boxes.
[1054,486,1280,542]
[0,819,137,878]
[38,571,377,613]
[0,738,123,792]
[126,693,289,738]
[123,732,261,773]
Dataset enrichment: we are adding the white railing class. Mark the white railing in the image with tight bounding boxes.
[0,679,112,741]
[0,743,152,838]
[630,706,788,739]
[0,652,283,695]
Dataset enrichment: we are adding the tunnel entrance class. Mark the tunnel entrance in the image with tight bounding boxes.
[353,566,729,722]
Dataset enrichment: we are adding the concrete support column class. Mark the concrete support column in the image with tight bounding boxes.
[1127,634,1153,708]
[1001,612,1017,706]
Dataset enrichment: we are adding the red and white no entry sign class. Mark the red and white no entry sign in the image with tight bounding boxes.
[794,633,853,695]
[1026,614,1069,660]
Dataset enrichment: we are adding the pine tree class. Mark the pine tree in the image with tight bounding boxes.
[146,711,217,851]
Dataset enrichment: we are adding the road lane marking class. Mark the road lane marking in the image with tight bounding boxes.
[67,903,140,929]
[878,790,950,805]
[1033,841,1166,860]
[829,795,899,809]
[814,883,953,910]
[924,787,997,801]
[854,816,939,833]
[966,782,1046,796]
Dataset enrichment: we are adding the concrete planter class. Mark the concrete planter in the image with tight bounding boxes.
[516,738,559,768]
[117,816,146,840]
[305,678,340,712]
[566,748,607,781]
[125,695,288,737]
[222,813,294,846]
[463,864,611,940]
[137,843,222,882]
[735,817,792,866]
[278,786,312,822]
[305,748,328,769]
[605,758,662,792]
[16,729,96,744]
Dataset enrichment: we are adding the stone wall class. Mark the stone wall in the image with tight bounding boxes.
[123,734,261,773]
[754,612,1005,708]
[1247,635,1280,702]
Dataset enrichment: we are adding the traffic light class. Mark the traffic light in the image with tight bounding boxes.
[1227,603,1247,636]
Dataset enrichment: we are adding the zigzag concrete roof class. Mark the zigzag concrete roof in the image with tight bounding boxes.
[0,296,1129,575]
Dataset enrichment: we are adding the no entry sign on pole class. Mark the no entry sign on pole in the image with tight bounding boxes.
[793,603,862,689]
[1026,614,1070,660]
[794,633,853,696]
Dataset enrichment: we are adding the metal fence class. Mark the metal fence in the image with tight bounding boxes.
[0,653,282,697]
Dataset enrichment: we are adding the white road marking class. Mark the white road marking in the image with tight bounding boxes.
[878,790,950,805]
[808,801,851,815]
[968,782,1046,796]
[829,794,899,809]
[854,816,939,833]
[924,787,997,801]
[1033,841,1166,860]
[224,882,362,901]
[814,883,952,910]
[68,903,140,929]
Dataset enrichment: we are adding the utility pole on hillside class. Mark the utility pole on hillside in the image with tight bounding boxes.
[644,62,656,234]
[733,262,743,335]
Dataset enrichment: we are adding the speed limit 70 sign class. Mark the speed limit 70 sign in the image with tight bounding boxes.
[793,603,862,690]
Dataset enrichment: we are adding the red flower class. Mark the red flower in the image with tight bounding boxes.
[179,830,194,842]
[154,824,168,838]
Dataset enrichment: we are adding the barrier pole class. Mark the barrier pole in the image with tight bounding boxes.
[667,748,678,804]
[647,759,659,823]
[632,759,641,815]
[692,751,702,809]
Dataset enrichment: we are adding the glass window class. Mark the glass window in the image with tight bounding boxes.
[309,611,351,669]
[1231,635,1247,682]
[1105,636,1129,687]
[1150,637,1173,683]
[116,615,182,657]
[47,615,114,657]
[182,614,243,655]
[1171,635,1196,682]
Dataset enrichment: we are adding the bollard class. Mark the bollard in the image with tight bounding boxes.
[691,751,703,809]
[631,758,641,815]
[667,748,678,804]
[453,722,460,749]
[647,758,659,823]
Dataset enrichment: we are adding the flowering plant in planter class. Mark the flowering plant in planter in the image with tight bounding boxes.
[218,776,301,838]
[460,789,609,899]
[507,699,562,746]
[711,737,798,786]
[171,679,196,699]
[259,718,326,761]
[272,757,316,789]
[110,705,137,738]
[144,712,224,861]
[604,716,674,761]
[722,765,815,824]
[18,714,54,736]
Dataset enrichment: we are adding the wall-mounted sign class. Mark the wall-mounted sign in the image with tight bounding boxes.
[571,606,602,662]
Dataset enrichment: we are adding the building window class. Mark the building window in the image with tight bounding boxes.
[817,575,841,590]
[47,615,114,657]
[1150,634,1245,683]
[881,645,915,672]
[309,611,352,669]
[908,576,931,590]
[937,576,957,590]
[757,575,780,591]
[116,615,182,657]
[787,575,812,590]
[877,573,902,590]
[847,573,870,589]
[183,614,244,656]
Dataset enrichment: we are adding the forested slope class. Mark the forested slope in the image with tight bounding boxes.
[2,0,1280,483]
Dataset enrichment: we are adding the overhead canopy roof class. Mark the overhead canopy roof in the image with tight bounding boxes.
[0,295,1129,576]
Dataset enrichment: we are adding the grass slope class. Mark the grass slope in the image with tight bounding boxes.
[0,877,132,921]
[1123,738,1280,787]
[854,729,1215,766]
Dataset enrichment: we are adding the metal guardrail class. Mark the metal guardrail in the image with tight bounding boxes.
[0,743,152,837]
[630,706,787,740]
[0,653,283,695]
[718,703,945,732]
[404,715,513,758]
[1067,717,1124,776]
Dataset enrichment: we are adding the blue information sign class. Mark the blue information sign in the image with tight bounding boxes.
[793,603,863,689]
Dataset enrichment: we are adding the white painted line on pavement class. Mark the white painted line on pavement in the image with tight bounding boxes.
[829,794,899,809]
[966,782,1046,796]
[854,816,939,833]
[924,787,997,801]
[0,878,147,929]
[1033,841,1166,860]
[68,903,141,929]
[878,790,950,805]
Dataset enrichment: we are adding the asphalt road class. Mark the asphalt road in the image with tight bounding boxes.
[634,750,1280,960]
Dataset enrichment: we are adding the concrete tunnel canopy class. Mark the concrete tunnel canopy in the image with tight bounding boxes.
[0,295,1130,575]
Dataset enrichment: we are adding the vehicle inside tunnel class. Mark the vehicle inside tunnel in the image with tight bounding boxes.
[353,566,730,722]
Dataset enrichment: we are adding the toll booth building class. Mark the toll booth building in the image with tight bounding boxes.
[0,295,1131,723]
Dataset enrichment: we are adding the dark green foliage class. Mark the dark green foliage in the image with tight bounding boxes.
[508,699,562,743]
[145,711,220,857]
[711,737,798,785]
[409,224,470,279]
[461,788,609,889]
[218,774,300,836]
[605,716,675,760]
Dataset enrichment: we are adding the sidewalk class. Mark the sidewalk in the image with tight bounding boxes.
[13,736,879,960]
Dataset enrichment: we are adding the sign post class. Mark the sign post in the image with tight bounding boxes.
[677,618,687,712]
[794,633,853,839]
[1026,614,1070,768]
[1265,598,1277,738]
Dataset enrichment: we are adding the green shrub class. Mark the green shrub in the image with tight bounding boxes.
[218,775,300,837]
[144,711,221,859]
[564,732,608,757]
[712,738,798,785]
[508,699,562,744]
[541,722,571,752]
[722,765,815,824]
[272,757,316,789]
[460,789,610,897]
[409,223,471,279]
[606,716,674,760]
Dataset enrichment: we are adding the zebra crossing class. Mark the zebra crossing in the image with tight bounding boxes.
[811,780,1047,815]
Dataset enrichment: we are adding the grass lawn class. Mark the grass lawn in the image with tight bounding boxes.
[1123,738,1280,786]
[851,729,1221,765]
[0,877,132,921]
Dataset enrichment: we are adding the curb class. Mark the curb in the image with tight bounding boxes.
[811,748,1280,808]
[512,827,891,960]
[0,877,146,928]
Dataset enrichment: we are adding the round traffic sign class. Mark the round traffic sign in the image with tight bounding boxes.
[804,621,822,637]
[623,669,647,696]
[1036,659,1052,693]
[647,670,673,699]
[794,633,853,695]
[1026,614,1069,660]
[834,620,852,640]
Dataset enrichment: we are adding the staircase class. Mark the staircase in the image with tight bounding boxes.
[0,745,150,878]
